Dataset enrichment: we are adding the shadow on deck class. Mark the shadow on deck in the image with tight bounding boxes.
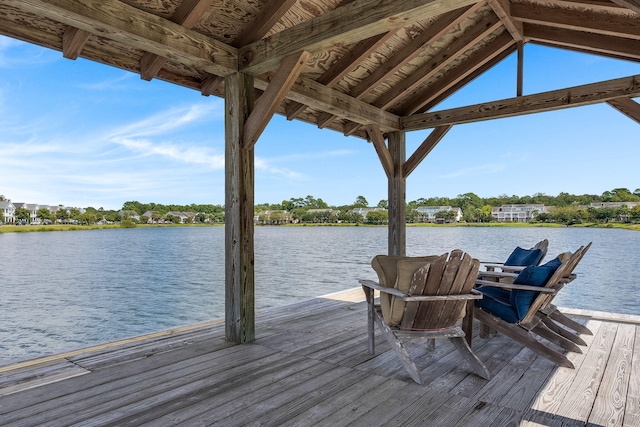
[0,288,638,426]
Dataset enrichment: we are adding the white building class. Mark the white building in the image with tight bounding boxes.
[492,204,547,223]
[0,200,15,224]
[414,206,463,223]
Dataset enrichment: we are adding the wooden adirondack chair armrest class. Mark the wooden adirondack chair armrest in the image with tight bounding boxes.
[482,263,526,273]
[475,279,557,293]
[359,279,407,298]
[478,270,520,280]
[360,279,483,301]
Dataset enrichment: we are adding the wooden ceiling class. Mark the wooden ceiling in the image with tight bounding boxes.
[2,0,640,141]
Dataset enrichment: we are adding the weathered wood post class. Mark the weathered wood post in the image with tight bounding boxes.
[225,72,255,343]
[388,131,406,256]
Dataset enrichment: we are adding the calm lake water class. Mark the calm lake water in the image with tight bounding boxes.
[1,226,638,362]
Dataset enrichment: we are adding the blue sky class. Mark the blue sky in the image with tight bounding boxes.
[1,35,639,210]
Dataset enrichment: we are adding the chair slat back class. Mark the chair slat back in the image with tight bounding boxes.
[407,250,481,330]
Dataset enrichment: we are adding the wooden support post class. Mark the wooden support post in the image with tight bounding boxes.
[388,131,406,256]
[225,72,255,343]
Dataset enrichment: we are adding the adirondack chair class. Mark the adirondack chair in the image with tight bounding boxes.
[482,239,549,277]
[360,250,491,385]
[473,244,591,368]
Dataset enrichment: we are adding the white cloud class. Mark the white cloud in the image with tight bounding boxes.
[439,163,505,179]
[115,138,224,169]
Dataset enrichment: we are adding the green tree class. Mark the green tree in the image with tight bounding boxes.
[377,199,388,209]
[36,207,52,221]
[15,207,30,223]
[354,196,368,207]
[365,210,388,224]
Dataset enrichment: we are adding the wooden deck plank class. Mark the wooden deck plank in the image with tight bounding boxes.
[555,321,619,423]
[624,324,640,427]
[588,323,636,426]
[0,289,637,426]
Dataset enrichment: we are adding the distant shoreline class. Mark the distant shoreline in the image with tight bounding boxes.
[2,222,639,233]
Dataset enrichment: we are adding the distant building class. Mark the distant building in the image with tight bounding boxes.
[589,202,640,209]
[0,200,15,224]
[254,210,292,225]
[492,204,547,223]
[348,207,386,219]
[414,206,463,223]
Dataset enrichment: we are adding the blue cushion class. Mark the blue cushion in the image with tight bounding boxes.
[510,257,563,320]
[475,286,520,323]
[504,246,544,267]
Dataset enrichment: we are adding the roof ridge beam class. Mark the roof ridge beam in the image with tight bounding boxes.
[239,0,479,75]
[402,74,640,130]
[487,0,524,42]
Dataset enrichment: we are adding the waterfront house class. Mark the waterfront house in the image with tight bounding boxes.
[492,204,547,223]
[255,210,293,225]
[13,203,40,225]
[0,200,15,224]
[414,205,463,223]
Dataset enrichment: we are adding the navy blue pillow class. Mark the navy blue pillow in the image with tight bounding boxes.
[504,246,544,267]
[510,257,563,320]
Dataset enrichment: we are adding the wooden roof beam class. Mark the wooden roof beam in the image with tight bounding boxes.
[287,32,392,122]
[375,14,503,112]
[233,0,298,47]
[254,74,401,131]
[62,26,90,60]
[316,5,477,129]
[16,0,237,77]
[200,75,224,96]
[524,23,640,61]
[410,36,516,114]
[512,3,640,40]
[402,74,640,130]
[609,0,640,14]
[140,0,214,81]
[364,125,394,178]
[403,125,452,178]
[244,51,310,148]
[607,97,640,124]
[239,0,479,75]
[487,0,524,43]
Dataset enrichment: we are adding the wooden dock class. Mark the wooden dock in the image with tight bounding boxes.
[1,288,638,426]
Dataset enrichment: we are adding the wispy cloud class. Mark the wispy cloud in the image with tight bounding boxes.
[115,138,224,169]
[439,163,505,179]
[0,36,57,68]
[76,73,136,91]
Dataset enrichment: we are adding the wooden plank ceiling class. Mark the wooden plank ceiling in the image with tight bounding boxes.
[1,0,640,141]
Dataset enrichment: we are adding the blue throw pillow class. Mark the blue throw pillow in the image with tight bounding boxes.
[510,257,563,320]
[475,286,520,323]
[504,246,544,267]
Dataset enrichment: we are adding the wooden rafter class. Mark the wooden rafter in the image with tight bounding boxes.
[317,6,476,130]
[365,125,394,178]
[233,0,297,47]
[140,0,214,81]
[62,26,89,60]
[524,23,640,61]
[488,0,524,43]
[404,33,516,115]
[239,0,478,75]
[288,32,392,122]
[512,3,640,40]
[403,125,453,178]
[609,0,640,14]
[254,75,401,131]
[402,74,640,130]
[16,0,237,77]
[244,51,310,148]
[375,15,503,112]
[200,74,224,96]
[607,97,640,124]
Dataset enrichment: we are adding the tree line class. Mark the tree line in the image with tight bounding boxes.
[3,187,639,226]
